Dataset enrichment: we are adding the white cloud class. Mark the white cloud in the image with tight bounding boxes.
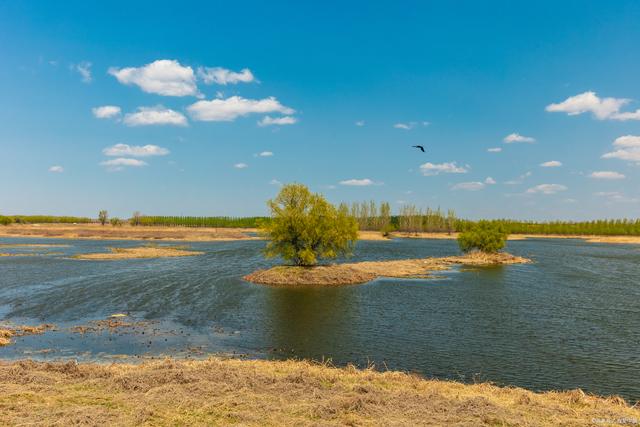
[394,123,412,130]
[340,178,375,186]
[188,96,294,122]
[504,133,535,143]
[257,116,297,126]
[594,191,638,203]
[602,135,640,162]
[452,181,485,191]
[545,91,640,121]
[109,59,198,97]
[540,160,562,167]
[613,135,640,148]
[589,171,625,180]
[100,158,147,171]
[484,177,496,184]
[504,171,532,185]
[419,162,468,176]
[526,184,567,195]
[355,120,365,127]
[269,179,282,186]
[234,163,248,169]
[102,144,169,157]
[197,67,255,85]
[92,105,121,119]
[258,151,273,157]
[487,147,502,153]
[123,106,188,127]
[73,61,92,83]
[48,165,64,173]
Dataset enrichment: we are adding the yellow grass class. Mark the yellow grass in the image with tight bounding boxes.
[72,246,204,260]
[0,357,636,426]
[0,324,54,347]
[244,252,532,286]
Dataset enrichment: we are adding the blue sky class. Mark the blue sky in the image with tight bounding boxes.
[1,1,640,220]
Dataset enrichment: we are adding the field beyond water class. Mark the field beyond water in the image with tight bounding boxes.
[1,358,638,426]
[3,223,640,244]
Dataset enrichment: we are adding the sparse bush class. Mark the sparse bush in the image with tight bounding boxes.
[110,218,123,227]
[457,220,508,253]
[262,183,358,266]
[381,223,396,237]
[98,210,108,226]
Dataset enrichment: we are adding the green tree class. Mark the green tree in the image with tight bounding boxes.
[130,211,142,226]
[0,216,12,226]
[457,220,508,253]
[262,183,358,266]
[110,217,123,227]
[98,210,108,226]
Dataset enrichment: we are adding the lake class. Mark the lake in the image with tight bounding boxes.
[0,237,639,401]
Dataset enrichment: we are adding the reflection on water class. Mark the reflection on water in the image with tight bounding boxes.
[0,236,639,401]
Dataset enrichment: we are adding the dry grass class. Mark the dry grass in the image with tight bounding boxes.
[0,357,636,426]
[73,246,204,260]
[0,223,258,241]
[244,252,532,286]
[0,324,54,347]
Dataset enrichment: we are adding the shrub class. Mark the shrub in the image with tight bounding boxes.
[0,216,13,226]
[457,220,508,253]
[110,218,123,227]
[262,183,359,266]
[98,210,108,226]
[381,223,396,237]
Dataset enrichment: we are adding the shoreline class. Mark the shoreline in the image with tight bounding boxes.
[244,252,532,286]
[2,223,640,244]
[0,357,636,425]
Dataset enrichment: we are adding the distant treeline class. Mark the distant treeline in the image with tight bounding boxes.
[0,215,92,225]
[3,206,640,236]
[136,216,268,228]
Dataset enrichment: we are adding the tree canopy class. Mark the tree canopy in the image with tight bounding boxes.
[262,183,358,266]
[457,220,508,253]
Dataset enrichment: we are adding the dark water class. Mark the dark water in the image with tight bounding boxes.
[1,237,639,401]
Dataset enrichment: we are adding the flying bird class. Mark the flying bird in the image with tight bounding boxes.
[412,145,425,152]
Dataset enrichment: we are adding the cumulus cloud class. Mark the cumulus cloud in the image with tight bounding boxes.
[73,61,92,83]
[258,151,273,157]
[340,178,375,186]
[188,96,294,122]
[355,120,365,127]
[419,162,468,176]
[545,91,640,121]
[484,177,496,184]
[123,106,188,127]
[109,59,198,97]
[540,160,562,167]
[100,158,147,171]
[526,184,567,195]
[602,135,640,163]
[102,144,169,157]
[92,105,121,119]
[48,165,64,173]
[197,67,255,85]
[589,171,625,180]
[234,163,248,169]
[269,179,282,186]
[258,116,297,126]
[487,147,502,153]
[504,133,535,143]
[452,181,485,191]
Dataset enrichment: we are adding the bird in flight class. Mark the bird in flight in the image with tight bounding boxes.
[412,145,425,152]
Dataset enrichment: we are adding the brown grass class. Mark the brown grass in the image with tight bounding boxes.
[244,252,532,286]
[383,232,640,244]
[0,324,54,347]
[0,357,636,426]
[0,223,258,241]
[72,246,204,260]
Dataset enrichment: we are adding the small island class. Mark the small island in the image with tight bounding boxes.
[73,245,204,260]
[244,184,531,286]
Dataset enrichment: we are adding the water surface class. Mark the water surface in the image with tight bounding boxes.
[1,237,638,401]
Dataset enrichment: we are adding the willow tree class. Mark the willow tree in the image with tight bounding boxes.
[262,183,358,266]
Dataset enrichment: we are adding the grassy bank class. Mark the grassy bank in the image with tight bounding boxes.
[244,252,531,286]
[0,358,636,426]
